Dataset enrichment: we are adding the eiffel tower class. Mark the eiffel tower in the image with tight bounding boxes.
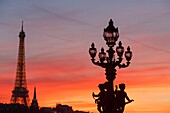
[10,21,30,106]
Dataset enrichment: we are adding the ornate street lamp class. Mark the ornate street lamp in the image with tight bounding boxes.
[89,43,97,62]
[89,19,132,77]
[125,46,132,62]
[88,19,133,113]
[103,19,119,47]
[99,47,106,63]
[116,41,124,58]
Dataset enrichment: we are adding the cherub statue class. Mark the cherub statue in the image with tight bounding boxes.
[92,84,106,113]
[115,83,134,113]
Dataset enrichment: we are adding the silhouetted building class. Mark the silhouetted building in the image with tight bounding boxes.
[10,21,30,106]
[30,87,39,113]
[55,104,74,113]
[0,103,29,113]
[40,107,55,113]
[74,110,89,113]
[54,104,89,113]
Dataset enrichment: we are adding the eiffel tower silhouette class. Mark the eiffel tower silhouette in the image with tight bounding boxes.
[10,21,30,106]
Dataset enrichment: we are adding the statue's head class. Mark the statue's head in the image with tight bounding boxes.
[119,83,125,90]
[98,84,104,91]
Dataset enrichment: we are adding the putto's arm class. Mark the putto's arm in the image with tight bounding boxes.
[92,92,99,98]
[125,92,134,103]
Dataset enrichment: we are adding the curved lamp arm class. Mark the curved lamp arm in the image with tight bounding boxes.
[91,59,100,66]
[118,61,130,68]
[91,59,108,68]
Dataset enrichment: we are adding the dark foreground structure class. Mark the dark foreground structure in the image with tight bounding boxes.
[89,19,134,113]
[0,103,89,113]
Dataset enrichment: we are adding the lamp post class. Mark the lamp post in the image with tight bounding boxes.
[89,19,132,113]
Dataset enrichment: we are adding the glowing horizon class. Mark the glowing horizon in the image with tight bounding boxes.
[0,0,170,113]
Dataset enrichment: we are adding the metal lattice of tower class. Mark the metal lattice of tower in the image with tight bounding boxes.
[10,21,30,106]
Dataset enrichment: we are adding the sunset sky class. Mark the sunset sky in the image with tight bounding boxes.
[0,0,170,113]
